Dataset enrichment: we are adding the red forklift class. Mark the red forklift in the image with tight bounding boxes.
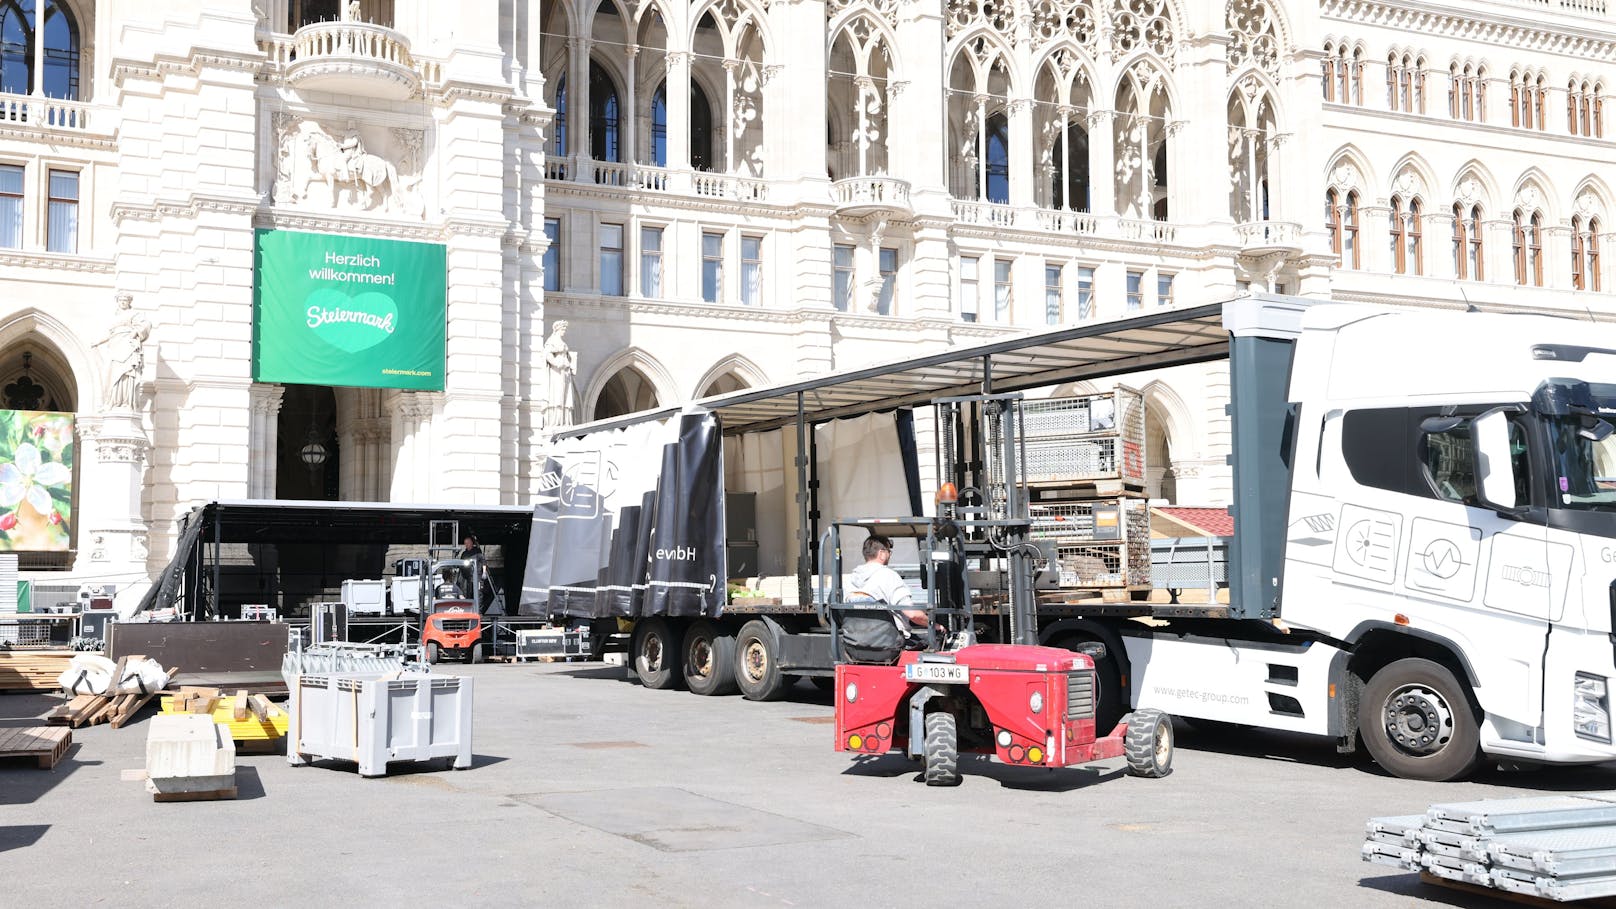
[830,393,1174,786]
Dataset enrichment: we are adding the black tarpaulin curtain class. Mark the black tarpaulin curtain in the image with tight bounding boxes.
[520,409,725,620]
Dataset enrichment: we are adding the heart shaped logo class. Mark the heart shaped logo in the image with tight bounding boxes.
[304,288,399,354]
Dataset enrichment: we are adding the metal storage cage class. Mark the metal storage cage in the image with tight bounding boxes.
[993,386,1147,489]
[1033,499,1151,590]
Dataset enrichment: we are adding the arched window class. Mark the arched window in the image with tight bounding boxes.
[1051,123,1089,212]
[0,0,80,100]
[983,112,1009,205]
[1591,218,1603,291]
[1512,208,1543,287]
[1454,202,1484,280]
[1573,215,1586,290]
[1390,197,1423,275]
[552,74,567,156]
[1328,188,1360,268]
[649,82,711,170]
[588,60,620,163]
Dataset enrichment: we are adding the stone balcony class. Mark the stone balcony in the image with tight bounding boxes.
[1233,220,1304,256]
[830,176,911,217]
[0,93,92,133]
[263,22,436,100]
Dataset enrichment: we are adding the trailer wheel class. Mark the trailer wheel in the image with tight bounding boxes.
[471,642,486,665]
[922,711,961,787]
[632,617,684,690]
[683,621,738,696]
[734,619,788,701]
[426,642,441,665]
[1359,658,1481,782]
[1123,709,1174,778]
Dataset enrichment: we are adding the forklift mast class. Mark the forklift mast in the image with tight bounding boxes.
[933,393,1039,647]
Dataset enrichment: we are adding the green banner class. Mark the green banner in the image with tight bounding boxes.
[254,229,446,390]
[0,410,74,552]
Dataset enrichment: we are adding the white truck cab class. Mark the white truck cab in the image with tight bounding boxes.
[1129,301,1616,780]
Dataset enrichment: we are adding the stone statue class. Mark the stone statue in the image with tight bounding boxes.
[543,321,579,428]
[345,0,362,22]
[92,292,150,412]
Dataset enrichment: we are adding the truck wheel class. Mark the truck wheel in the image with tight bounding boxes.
[1359,658,1481,782]
[683,621,738,696]
[734,619,788,701]
[471,642,486,665]
[632,617,684,690]
[1123,709,1174,778]
[923,711,961,787]
[426,642,440,665]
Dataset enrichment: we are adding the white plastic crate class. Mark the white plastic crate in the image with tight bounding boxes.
[288,671,474,777]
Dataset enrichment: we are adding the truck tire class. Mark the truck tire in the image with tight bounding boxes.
[471,642,486,665]
[923,711,961,787]
[1359,657,1481,782]
[734,619,788,701]
[1123,709,1174,778]
[426,642,441,665]
[632,617,684,690]
[683,621,738,696]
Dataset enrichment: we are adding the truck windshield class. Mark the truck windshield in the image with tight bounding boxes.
[1550,407,1616,510]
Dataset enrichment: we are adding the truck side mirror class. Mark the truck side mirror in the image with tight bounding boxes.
[1471,408,1523,514]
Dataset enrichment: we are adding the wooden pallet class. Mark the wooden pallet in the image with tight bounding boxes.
[0,725,71,768]
[150,785,238,803]
[0,649,77,691]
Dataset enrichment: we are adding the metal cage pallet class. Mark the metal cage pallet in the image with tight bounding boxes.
[990,387,1148,488]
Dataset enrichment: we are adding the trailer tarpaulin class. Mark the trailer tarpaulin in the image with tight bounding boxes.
[521,408,725,619]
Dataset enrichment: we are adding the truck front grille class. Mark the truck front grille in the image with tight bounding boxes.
[1067,670,1095,720]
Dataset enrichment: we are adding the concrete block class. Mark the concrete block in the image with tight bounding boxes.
[145,714,236,795]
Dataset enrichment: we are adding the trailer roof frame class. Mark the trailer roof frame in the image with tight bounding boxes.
[555,302,1230,439]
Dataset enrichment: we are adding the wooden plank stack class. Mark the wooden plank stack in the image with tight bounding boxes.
[160,686,287,752]
[45,656,177,729]
[0,649,77,691]
[0,726,71,769]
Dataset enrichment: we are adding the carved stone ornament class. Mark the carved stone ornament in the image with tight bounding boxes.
[273,114,427,219]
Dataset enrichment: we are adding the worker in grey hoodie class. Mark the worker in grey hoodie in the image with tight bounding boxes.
[841,534,928,663]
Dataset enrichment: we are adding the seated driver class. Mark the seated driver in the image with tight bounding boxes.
[841,534,930,663]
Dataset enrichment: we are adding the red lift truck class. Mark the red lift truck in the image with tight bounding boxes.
[826,394,1173,785]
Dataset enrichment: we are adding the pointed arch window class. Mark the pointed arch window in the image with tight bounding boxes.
[1390,197,1423,275]
[552,74,567,156]
[1591,218,1603,291]
[1454,202,1484,280]
[589,60,621,163]
[1573,215,1587,290]
[1328,188,1360,268]
[1512,208,1543,287]
[1051,122,1089,212]
[0,0,81,100]
[649,81,714,170]
[983,111,1009,204]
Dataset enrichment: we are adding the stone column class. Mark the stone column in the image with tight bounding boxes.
[247,384,284,499]
[1086,110,1116,219]
[389,392,438,502]
[1008,98,1035,209]
[78,413,153,613]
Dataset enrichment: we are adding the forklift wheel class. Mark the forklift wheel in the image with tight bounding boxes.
[922,711,961,787]
[1123,709,1174,778]
[426,642,441,665]
[471,642,486,665]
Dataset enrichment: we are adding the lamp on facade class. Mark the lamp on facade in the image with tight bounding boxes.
[299,400,328,471]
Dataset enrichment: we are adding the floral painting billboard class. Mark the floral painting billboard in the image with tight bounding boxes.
[0,411,74,551]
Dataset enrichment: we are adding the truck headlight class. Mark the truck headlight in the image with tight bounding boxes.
[1574,673,1612,744]
[1029,691,1043,714]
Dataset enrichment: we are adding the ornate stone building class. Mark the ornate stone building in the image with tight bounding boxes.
[1,0,1613,602]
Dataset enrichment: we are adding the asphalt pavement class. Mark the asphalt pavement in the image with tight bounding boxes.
[3,660,1610,908]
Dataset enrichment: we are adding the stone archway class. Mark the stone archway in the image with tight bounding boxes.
[0,335,80,568]
[276,384,339,501]
[593,366,660,421]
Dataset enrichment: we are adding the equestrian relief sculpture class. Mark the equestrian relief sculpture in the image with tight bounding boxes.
[274,117,425,218]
